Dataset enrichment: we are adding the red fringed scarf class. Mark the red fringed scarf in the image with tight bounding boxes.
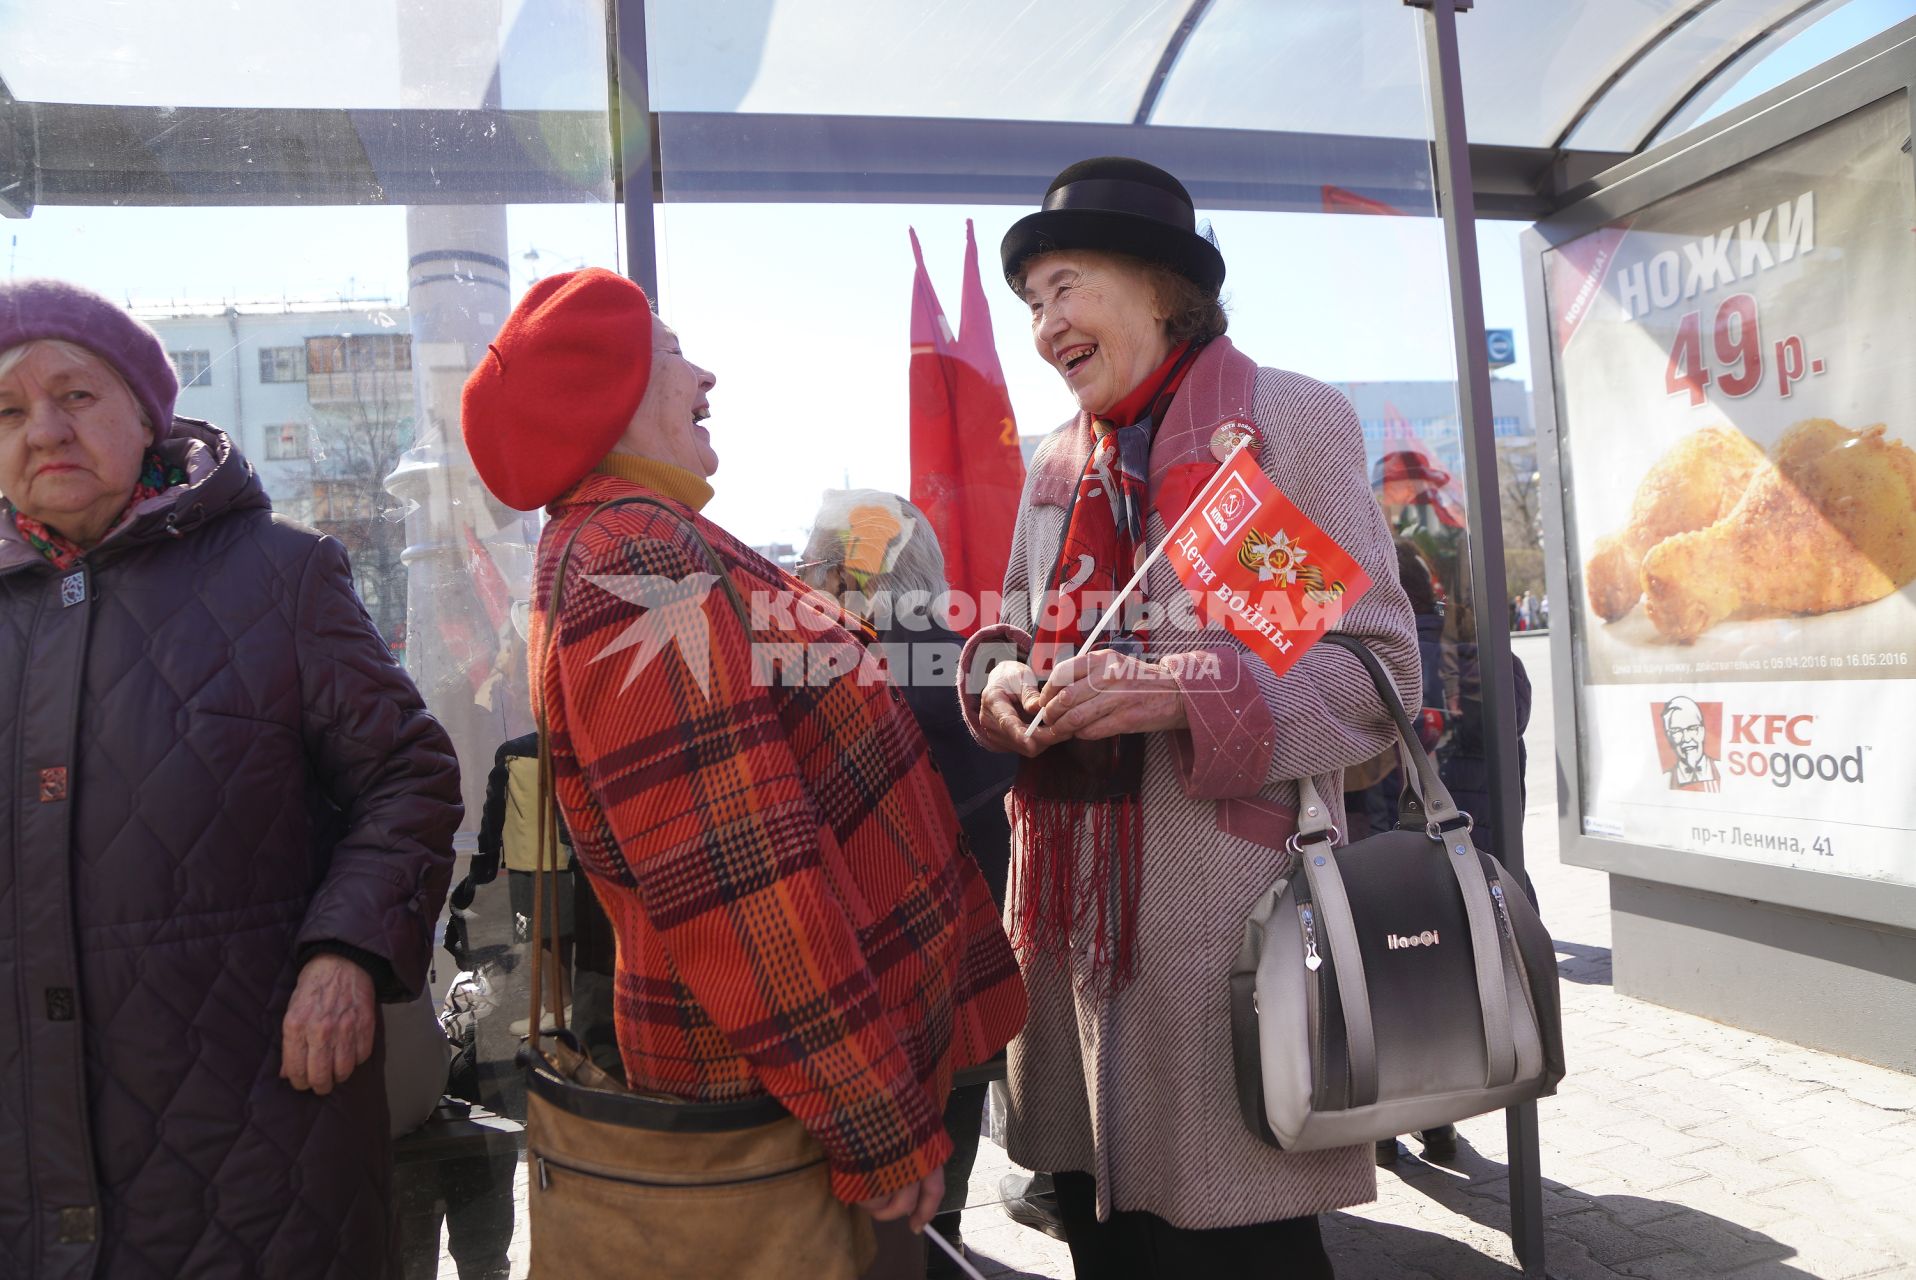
[13,451,189,571]
[1011,342,1199,989]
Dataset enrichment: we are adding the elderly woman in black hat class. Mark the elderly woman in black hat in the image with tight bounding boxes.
[956,158,1420,1277]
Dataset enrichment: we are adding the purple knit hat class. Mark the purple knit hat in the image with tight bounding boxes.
[0,278,179,439]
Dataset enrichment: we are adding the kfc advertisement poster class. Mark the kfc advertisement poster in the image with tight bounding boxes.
[1543,91,1916,887]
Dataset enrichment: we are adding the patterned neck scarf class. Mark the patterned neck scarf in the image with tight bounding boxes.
[1011,340,1201,990]
[14,451,189,571]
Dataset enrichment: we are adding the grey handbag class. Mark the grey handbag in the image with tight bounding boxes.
[1229,633,1564,1152]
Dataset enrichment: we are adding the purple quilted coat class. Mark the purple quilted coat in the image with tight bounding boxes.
[0,420,462,1278]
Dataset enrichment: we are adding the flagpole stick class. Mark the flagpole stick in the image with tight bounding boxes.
[1024,437,1252,738]
[925,1225,990,1280]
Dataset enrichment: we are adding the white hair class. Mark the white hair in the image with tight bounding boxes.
[1661,696,1704,729]
[802,488,950,612]
[0,339,149,427]
[0,338,99,381]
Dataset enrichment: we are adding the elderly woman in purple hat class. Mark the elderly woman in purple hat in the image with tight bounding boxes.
[0,279,461,1279]
[958,158,1420,1277]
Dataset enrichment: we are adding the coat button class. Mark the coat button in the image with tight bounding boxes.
[45,987,75,1021]
[57,1206,97,1244]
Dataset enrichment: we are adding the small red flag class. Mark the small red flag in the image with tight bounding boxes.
[1165,449,1372,678]
[908,221,1026,633]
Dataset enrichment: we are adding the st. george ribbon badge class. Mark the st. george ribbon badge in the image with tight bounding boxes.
[1209,418,1260,462]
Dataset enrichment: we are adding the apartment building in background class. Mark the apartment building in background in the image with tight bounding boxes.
[138,301,415,643]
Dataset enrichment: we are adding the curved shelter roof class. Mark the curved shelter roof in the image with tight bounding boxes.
[0,0,1907,220]
[641,0,1855,150]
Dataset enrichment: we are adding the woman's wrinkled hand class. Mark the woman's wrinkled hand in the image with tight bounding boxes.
[1027,649,1189,748]
[280,952,376,1096]
[857,1167,946,1234]
[977,660,1046,757]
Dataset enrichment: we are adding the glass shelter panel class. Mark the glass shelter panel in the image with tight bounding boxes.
[0,0,609,110]
[1648,0,1916,146]
[1542,90,1916,890]
[650,3,1526,872]
[1563,0,1852,153]
[644,0,1191,122]
[0,2,624,1271]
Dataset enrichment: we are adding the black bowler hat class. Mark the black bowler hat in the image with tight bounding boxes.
[1001,156,1225,295]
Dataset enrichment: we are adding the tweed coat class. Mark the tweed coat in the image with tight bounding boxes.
[529,472,1026,1204]
[0,420,461,1278]
[958,338,1420,1228]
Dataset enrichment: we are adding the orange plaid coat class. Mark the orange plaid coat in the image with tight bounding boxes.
[530,472,1026,1201]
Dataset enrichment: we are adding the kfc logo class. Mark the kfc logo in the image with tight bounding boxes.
[1651,697,1723,793]
[1202,468,1264,541]
[1652,696,1866,793]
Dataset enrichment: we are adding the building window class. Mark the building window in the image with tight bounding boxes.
[170,350,212,387]
[263,423,310,461]
[259,346,307,383]
[309,480,376,523]
[305,333,412,374]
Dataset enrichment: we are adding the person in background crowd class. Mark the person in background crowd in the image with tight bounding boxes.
[962,158,1418,1280]
[459,268,1025,1279]
[0,279,461,1279]
[465,730,578,1037]
[799,490,1020,1278]
[1348,539,1448,843]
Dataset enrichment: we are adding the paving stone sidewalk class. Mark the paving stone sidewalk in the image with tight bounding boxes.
[439,636,1916,1278]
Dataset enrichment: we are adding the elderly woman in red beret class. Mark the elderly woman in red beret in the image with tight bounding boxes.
[0,279,461,1278]
[959,158,1420,1278]
[460,268,1025,1279]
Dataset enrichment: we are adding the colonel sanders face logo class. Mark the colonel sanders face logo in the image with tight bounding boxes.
[1654,696,1723,793]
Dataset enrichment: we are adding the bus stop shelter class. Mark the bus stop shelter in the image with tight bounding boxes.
[4,3,1909,1275]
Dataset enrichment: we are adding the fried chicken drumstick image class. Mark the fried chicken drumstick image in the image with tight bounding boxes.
[1641,420,1916,643]
[1583,425,1765,622]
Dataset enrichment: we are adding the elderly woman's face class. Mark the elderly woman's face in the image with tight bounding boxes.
[1022,250,1173,418]
[0,342,152,542]
[615,319,720,477]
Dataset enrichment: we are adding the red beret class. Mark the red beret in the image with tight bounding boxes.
[461,267,653,511]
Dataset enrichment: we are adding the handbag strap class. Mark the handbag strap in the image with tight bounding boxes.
[1294,632,1466,846]
[528,494,755,1047]
[1288,631,1518,1094]
[1296,850,1379,1106]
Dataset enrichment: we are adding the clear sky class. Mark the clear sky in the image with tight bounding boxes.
[1,0,1906,548]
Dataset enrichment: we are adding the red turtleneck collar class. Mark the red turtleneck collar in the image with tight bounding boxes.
[1099,341,1194,428]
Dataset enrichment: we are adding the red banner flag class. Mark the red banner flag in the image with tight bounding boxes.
[909,221,1026,633]
[463,526,513,634]
[1321,185,1410,217]
[1165,447,1373,678]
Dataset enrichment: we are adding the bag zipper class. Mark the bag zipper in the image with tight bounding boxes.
[1298,901,1330,1108]
[1489,880,1534,994]
[534,1150,825,1192]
